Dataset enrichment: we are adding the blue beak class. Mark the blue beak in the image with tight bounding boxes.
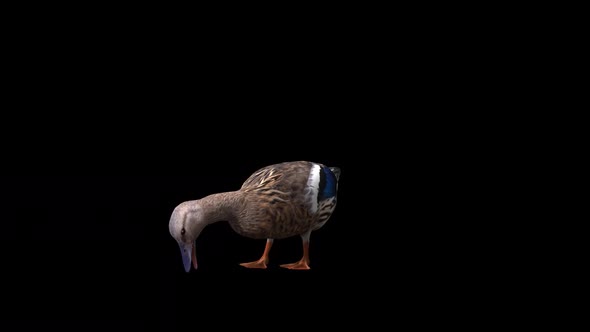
[179,242,194,272]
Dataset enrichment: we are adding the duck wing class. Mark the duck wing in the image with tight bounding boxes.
[241,161,338,214]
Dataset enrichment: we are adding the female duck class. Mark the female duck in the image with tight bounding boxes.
[169,161,340,271]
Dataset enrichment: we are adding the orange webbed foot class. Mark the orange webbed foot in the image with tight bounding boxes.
[280,260,310,270]
[240,260,268,269]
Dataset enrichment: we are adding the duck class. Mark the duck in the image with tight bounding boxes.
[169,161,341,271]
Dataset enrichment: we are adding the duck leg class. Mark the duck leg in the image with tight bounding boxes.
[240,239,273,269]
[280,231,311,270]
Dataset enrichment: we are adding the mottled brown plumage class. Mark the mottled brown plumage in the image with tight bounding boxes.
[169,161,340,271]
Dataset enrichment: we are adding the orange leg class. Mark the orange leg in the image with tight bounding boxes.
[240,239,273,269]
[281,232,311,270]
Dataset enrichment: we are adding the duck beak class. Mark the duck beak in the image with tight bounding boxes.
[179,242,197,272]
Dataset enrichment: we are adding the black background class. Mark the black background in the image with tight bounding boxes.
[0,135,485,330]
[2,153,403,329]
[1,156,469,330]
[0,7,495,328]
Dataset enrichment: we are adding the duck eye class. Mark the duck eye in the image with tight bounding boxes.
[181,228,186,235]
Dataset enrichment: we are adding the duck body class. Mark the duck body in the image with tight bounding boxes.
[169,161,341,271]
[229,161,339,239]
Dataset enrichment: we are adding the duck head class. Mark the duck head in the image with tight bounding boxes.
[169,201,207,272]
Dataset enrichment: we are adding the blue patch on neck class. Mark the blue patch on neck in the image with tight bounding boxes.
[320,166,337,199]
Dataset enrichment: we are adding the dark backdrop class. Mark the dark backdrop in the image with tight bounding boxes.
[1,156,388,329]
[0,153,474,330]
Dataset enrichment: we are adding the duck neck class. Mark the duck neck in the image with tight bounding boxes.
[198,191,241,224]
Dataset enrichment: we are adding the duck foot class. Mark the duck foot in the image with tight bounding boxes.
[240,239,273,269]
[280,260,310,270]
[239,259,268,269]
